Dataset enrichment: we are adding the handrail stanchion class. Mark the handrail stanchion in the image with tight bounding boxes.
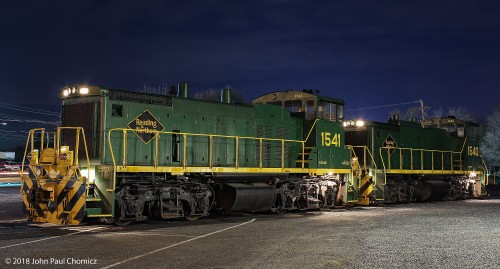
[301,142,305,169]
[75,128,81,166]
[122,130,127,167]
[183,134,187,169]
[154,131,159,168]
[281,140,285,169]
[209,135,213,169]
[259,139,263,169]
[235,137,239,169]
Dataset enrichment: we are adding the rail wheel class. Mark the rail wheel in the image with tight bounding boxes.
[182,201,200,221]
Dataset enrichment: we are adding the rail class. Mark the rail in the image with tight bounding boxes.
[108,129,308,170]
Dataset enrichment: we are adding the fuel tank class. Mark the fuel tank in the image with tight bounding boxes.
[214,182,277,213]
[415,180,450,201]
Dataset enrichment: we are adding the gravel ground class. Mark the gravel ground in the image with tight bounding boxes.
[1,187,499,269]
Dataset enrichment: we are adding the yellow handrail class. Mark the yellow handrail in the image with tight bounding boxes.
[479,155,489,185]
[107,128,308,169]
[304,119,319,143]
[108,119,319,169]
[379,146,463,173]
[346,145,380,185]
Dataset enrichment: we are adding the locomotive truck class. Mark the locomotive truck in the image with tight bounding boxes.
[20,84,488,225]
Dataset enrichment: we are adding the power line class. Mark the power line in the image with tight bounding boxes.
[346,100,420,111]
[0,112,60,125]
[0,101,60,116]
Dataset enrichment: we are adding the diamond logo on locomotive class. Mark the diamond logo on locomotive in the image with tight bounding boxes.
[128,109,165,144]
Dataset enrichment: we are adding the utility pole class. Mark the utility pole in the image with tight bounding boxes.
[419,99,430,127]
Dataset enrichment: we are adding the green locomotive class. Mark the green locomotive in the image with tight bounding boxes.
[20,84,488,225]
[344,115,487,204]
[21,84,351,225]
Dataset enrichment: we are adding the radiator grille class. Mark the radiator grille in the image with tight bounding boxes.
[61,103,97,158]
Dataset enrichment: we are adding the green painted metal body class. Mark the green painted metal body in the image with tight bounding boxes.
[61,87,351,219]
[345,118,486,201]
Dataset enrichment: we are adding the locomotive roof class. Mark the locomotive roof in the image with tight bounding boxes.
[252,90,345,105]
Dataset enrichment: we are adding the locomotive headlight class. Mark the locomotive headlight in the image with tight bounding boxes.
[63,89,69,97]
[349,120,355,126]
[343,121,347,127]
[355,120,365,127]
[79,87,89,94]
[72,87,76,94]
[81,167,96,183]
[470,171,477,178]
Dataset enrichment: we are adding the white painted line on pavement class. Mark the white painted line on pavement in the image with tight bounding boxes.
[100,218,257,269]
[0,226,105,249]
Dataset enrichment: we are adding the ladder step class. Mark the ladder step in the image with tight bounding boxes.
[296,160,309,163]
[86,198,102,202]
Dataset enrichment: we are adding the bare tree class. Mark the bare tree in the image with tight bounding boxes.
[402,107,421,121]
[447,106,476,121]
[480,105,500,167]
[431,107,444,118]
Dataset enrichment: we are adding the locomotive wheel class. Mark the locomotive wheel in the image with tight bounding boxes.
[182,201,200,221]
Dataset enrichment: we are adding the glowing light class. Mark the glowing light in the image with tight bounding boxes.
[356,120,365,127]
[63,89,69,96]
[470,172,477,177]
[71,87,76,94]
[79,87,89,94]
[81,167,96,183]
[343,121,347,127]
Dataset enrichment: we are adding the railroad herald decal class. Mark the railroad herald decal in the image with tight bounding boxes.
[383,134,398,156]
[128,110,165,144]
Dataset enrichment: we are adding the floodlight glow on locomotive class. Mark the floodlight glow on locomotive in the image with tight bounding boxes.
[343,120,365,127]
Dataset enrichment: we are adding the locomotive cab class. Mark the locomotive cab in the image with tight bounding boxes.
[252,90,344,122]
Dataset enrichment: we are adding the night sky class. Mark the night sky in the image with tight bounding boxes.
[1,0,500,148]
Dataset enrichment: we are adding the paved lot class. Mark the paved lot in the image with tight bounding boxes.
[1,186,499,269]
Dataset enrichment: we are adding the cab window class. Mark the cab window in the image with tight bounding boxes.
[319,102,337,121]
[284,100,303,112]
[306,100,315,120]
[337,105,344,121]
[457,125,465,138]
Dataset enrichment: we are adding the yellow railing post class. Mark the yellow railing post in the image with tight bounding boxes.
[399,148,403,170]
[301,142,305,169]
[75,128,81,166]
[431,152,434,171]
[410,149,413,170]
[281,140,285,169]
[259,138,263,169]
[209,135,213,168]
[450,154,453,171]
[183,134,187,169]
[363,147,367,170]
[154,132,159,168]
[235,137,239,169]
[421,150,423,170]
[387,149,391,170]
[122,130,127,167]
[441,152,444,171]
